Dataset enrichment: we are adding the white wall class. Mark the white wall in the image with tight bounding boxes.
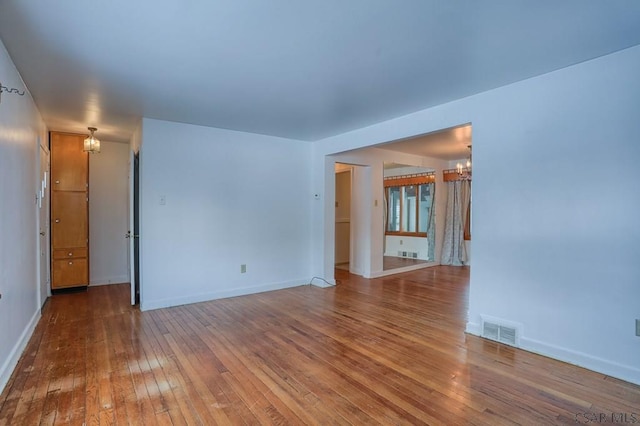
[385,236,428,260]
[130,121,142,153]
[139,118,313,310]
[89,141,130,285]
[349,165,372,276]
[0,38,47,392]
[467,46,640,384]
[311,45,640,385]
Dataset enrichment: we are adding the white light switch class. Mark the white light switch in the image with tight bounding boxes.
[159,195,166,205]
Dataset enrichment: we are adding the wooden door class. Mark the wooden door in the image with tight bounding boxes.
[50,133,88,191]
[50,131,89,290]
[51,192,88,248]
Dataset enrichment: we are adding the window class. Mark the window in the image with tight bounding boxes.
[387,186,401,232]
[384,173,435,237]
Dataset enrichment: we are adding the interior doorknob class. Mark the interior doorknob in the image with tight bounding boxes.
[39,231,45,236]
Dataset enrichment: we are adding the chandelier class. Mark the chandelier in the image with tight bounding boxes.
[456,145,471,179]
[83,127,101,153]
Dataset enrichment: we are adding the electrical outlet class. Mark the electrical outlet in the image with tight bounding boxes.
[400,240,403,245]
[636,319,640,337]
[240,264,247,274]
[159,195,166,205]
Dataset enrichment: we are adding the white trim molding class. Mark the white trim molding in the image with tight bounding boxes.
[466,321,640,386]
[0,309,40,394]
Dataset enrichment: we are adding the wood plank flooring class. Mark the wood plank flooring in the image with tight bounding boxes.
[382,256,429,270]
[1,266,639,425]
[338,256,430,272]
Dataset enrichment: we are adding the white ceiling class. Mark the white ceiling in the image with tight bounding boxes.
[1,1,640,143]
[379,124,472,160]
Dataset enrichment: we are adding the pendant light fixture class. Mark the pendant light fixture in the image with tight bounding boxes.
[83,127,101,153]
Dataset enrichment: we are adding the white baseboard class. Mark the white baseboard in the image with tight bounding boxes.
[0,309,40,395]
[141,278,308,311]
[466,321,481,335]
[350,267,363,276]
[466,321,640,386]
[519,337,640,386]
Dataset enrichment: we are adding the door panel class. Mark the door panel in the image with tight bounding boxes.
[52,258,88,288]
[51,191,88,248]
[50,133,88,191]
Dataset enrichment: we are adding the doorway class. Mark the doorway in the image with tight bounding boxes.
[334,164,352,272]
[382,163,435,271]
[326,123,471,279]
[37,141,50,308]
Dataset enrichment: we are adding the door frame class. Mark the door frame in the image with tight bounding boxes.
[37,138,51,309]
[128,150,140,305]
[334,165,353,270]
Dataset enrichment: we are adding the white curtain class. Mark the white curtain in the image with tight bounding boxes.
[441,180,470,266]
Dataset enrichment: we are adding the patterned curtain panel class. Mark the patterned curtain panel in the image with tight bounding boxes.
[441,180,470,266]
[426,182,436,262]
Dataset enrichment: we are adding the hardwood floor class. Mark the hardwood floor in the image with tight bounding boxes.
[338,256,430,272]
[382,256,429,270]
[1,267,638,425]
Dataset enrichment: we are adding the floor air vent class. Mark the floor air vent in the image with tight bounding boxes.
[481,317,519,347]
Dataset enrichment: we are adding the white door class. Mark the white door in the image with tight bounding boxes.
[38,142,51,308]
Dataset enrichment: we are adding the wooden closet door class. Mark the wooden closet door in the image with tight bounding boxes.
[51,191,88,248]
[50,131,89,290]
[50,133,88,192]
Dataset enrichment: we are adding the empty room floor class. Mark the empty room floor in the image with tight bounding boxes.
[1,267,638,424]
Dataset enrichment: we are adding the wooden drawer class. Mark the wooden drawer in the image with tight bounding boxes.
[52,258,88,289]
[53,247,88,259]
